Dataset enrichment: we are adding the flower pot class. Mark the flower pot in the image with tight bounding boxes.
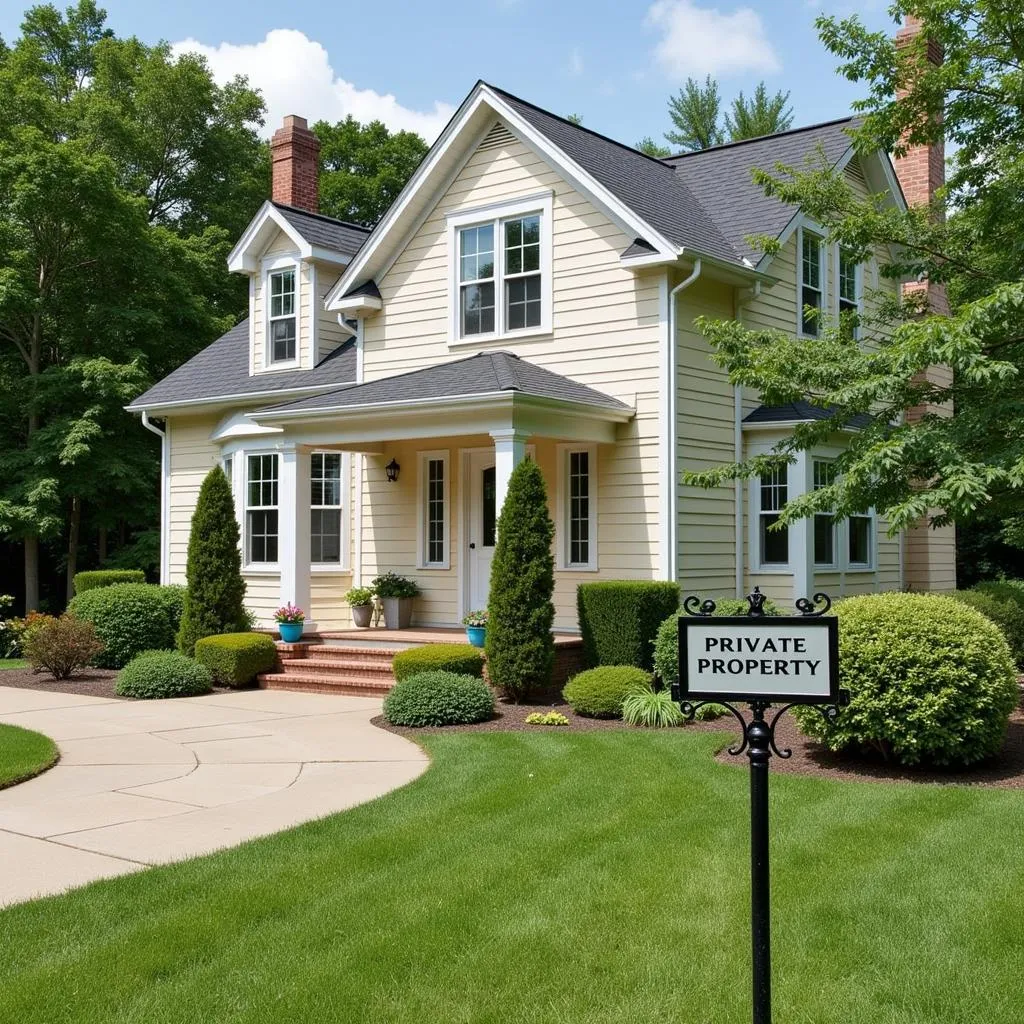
[351,604,373,628]
[381,596,413,630]
[466,625,486,648]
[278,621,304,643]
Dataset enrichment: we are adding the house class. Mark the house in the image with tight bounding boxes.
[128,73,955,634]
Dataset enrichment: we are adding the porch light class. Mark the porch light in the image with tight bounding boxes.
[385,458,400,483]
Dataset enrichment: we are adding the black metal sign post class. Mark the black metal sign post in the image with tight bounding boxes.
[671,588,846,1024]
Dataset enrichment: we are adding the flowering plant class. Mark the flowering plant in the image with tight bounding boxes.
[371,572,420,599]
[462,609,489,627]
[274,603,305,624]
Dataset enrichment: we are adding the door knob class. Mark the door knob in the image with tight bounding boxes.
[469,542,476,549]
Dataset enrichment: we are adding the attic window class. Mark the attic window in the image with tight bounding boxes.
[268,267,297,364]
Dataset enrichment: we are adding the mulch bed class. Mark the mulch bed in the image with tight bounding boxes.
[0,666,124,700]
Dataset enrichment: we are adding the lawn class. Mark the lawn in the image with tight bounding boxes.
[0,723,58,789]
[0,729,1021,1023]
[0,659,28,671]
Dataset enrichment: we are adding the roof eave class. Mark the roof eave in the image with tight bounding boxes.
[125,379,358,417]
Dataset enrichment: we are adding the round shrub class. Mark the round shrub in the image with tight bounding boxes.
[392,644,485,683]
[950,589,1024,668]
[115,651,212,700]
[562,666,651,719]
[194,632,278,687]
[383,671,494,727]
[69,584,185,668]
[794,593,1019,767]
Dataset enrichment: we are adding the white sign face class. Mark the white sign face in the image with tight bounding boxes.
[682,620,837,701]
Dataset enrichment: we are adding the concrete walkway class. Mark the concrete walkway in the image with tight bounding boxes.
[0,686,428,907]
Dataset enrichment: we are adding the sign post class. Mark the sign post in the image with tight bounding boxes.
[671,587,846,1024]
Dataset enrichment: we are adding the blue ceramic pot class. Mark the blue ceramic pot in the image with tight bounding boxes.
[466,625,486,648]
[278,621,304,643]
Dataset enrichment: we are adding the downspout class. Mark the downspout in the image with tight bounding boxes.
[141,411,169,585]
[666,259,702,583]
[734,281,761,598]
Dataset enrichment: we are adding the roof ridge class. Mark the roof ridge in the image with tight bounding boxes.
[271,201,373,233]
[489,350,521,391]
[665,116,856,161]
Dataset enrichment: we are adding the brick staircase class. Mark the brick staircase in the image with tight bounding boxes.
[258,641,401,697]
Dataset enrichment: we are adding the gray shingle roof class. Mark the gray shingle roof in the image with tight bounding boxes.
[621,238,659,259]
[127,319,357,410]
[744,400,872,430]
[342,279,382,300]
[271,202,370,257]
[258,350,632,416]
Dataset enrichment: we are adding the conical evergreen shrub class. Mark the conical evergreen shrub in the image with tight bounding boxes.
[177,467,247,655]
[485,459,555,701]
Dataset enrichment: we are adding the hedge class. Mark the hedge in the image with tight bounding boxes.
[194,632,278,688]
[562,665,651,718]
[73,570,146,594]
[975,580,1024,613]
[392,644,485,683]
[115,651,213,700]
[950,589,1024,668]
[577,581,680,670]
[383,671,495,727]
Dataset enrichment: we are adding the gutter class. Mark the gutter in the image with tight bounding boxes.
[141,412,169,585]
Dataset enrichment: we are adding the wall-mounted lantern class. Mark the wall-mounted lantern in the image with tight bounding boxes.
[385,458,400,483]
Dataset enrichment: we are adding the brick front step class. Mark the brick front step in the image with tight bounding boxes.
[257,672,393,697]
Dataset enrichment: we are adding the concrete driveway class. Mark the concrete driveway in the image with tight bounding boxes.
[0,686,428,907]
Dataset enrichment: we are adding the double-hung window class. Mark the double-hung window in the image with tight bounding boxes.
[812,460,837,567]
[758,467,789,566]
[848,510,873,568]
[837,247,861,339]
[246,454,278,564]
[502,215,542,331]
[310,452,343,565]
[560,446,597,570]
[268,267,297,364]
[799,229,824,337]
[458,224,495,336]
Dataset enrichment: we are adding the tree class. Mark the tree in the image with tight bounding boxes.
[724,82,793,140]
[636,136,672,158]
[665,75,723,152]
[485,460,555,702]
[315,116,427,226]
[177,467,246,656]
[566,112,584,125]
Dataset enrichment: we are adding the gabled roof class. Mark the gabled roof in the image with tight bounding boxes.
[126,320,357,413]
[271,203,371,257]
[743,400,872,431]
[254,350,632,418]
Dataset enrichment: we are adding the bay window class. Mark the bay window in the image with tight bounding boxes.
[848,511,873,568]
[758,467,789,567]
[812,460,837,567]
[310,452,342,565]
[246,453,278,564]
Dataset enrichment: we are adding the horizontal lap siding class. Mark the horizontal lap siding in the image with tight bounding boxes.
[167,415,221,584]
[252,228,318,373]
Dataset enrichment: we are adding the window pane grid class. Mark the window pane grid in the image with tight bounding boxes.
[246,454,278,564]
[801,232,822,336]
[269,267,296,362]
[759,467,788,565]
[569,450,590,566]
[812,459,836,566]
[426,459,445,564]
[310,452,342,564]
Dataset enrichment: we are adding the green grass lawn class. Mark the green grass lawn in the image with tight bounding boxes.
[0,723,58,789]
[0,658,28,670]
[0,729,1021,1023]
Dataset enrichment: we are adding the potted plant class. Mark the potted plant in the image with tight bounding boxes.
[275,603,305,643]
[462,609,488,648]
[345,586,375,629]
[372,573,420,630]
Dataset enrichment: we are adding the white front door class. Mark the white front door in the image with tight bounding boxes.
[467,451,497,611]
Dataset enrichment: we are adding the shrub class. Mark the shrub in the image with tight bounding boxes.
[577,581,680,670]
[73,570,145,594]
[563,666,651,719]
[116,651,213,700]
[525,711,570,726]
[22,614,104,680]
[486,460,556,701]
[3,611,55,659]
[652,597,782,689]
[177,467,247,656]
[794,593,1019,767]
[975,580,1024,613]
[345,587,374,607]
[69,584,185,668]
[622,687,683,728]
[392,644,485,683]
[692,702,730,721]
[372,573,420,599]
[383,671,494,727]
[950,589,1024,668]
[194,632,278,688]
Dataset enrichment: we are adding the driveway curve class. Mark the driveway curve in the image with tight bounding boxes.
[0,687,428,907]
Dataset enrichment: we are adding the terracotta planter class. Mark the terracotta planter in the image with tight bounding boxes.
[351,604,373,628]
[381,597,413,629]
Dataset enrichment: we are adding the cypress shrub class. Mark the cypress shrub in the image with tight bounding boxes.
[577,580,679,669]
[177,467,247,656]
[485,459,555,702]
[73,570,145,594]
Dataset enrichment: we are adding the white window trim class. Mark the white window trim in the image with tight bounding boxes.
[310,450,351,573]
[446,191,554,347]
[846,510,876,572]
[261,254,300,372]
[811,458,839,570]
[417,449,451,570]
[244,450,280,570]
[834,243,864,339]
[753,465,791,572]
[796,222,827,339]
[556,443,598,572]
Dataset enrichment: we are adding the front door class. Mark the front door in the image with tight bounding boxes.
[467,451,497,612]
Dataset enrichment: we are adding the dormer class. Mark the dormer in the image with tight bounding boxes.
[226,115,369,375]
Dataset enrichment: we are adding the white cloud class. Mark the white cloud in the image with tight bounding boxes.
[644,0,781,79]
[171,29,456,142]
[567,47,584,76]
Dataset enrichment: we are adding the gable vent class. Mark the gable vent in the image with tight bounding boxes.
[478,121,515,153]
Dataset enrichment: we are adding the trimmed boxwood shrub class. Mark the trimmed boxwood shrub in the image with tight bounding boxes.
[577,581,680,670]
[794,592,1019,767]
[392,644,485,683]
[562,665,651,718]
[194,632,278,688]
[73,570,145,594]
[68,584,185,668]
[115,651,213,700]
[950,589,1024,668]
[383,671,495,727]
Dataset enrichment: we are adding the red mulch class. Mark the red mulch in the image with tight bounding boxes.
[0,666,124,699]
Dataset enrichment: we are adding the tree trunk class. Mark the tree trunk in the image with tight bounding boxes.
[98,525,107,564]
[66,497,82,606]
[24,299,43,614]
[24,536,39,614]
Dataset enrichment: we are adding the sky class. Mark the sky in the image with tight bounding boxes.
[0,0,899,146]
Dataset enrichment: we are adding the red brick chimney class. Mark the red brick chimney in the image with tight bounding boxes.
[271,115,320,213]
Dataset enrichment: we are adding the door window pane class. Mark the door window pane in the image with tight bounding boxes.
[569,450,590,566]
[482,466,496,548]
[427,458,445,564]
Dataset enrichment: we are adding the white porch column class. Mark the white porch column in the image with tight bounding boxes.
[278,445,314,629]
[491,430,529,519]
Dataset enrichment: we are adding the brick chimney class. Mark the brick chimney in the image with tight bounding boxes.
[271,115,320,213]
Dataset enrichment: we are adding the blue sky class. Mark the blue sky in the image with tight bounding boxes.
[2,0,899,145]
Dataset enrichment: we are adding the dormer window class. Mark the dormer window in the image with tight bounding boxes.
[269,266,297,364]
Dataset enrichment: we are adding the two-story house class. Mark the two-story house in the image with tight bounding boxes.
[127,75,955,635]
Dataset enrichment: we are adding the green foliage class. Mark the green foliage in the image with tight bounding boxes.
[345,587,374,607]
[177,468,246,656]
[73,570,145,594]
[383,671,494,727]
[485,460,556,702]
[622,688,683,728]
[692,702,730,721]
[949,589,1024,669]
[525,711,570,726]
[371,573,420,599]
[562,666,651,719]
[22,613,103,680]
[69,583,184,668]
[194,632,277,688]
[577,581,680,670]
[115,650,212,700]
[794,593,1019,767]
[974,580,1024,612]
[724,83,793,141]
[665,75,723,151]
[636,136,672,158]
[391,644,484,684]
